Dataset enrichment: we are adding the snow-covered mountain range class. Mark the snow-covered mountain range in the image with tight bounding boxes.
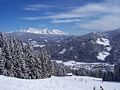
[10,28,120,63]
[20,27,69,35]
[4,28,120,81]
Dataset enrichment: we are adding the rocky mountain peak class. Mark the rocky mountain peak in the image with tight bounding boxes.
[20,27,69,35]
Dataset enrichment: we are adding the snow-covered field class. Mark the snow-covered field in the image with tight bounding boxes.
[0,75,120,90]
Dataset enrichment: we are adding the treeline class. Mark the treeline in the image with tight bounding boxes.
[0,33,66,79]
[71,63,120,81]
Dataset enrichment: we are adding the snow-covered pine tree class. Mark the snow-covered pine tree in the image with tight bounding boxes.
[52,61,66,76]
[37,49,53,78]
[0,33,47,79]
[114,63,120,81]
[0,32,67,79]
[0,33,6,75]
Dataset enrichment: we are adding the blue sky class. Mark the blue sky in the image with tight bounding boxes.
[0,0,120,35]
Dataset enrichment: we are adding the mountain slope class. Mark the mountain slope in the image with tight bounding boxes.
[9,28,120,63]
[0,75,119,90]
[3,28,120,81]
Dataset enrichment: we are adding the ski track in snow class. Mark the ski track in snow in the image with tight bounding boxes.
[0,75,120,90]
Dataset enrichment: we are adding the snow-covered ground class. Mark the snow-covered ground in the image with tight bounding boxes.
[54,60,114,71]
[0,75,120,90]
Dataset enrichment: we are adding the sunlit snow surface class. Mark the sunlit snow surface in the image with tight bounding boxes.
[96,38,110,46]
[0,75,120,90]
[20,27,68,35]
[97,51,110,61]
[96,37,112,61]
[59,49,66,54]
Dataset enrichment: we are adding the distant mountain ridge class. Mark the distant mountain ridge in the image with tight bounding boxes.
[9,28,120,64]
[2,28,120,81]
[19,27,69,35]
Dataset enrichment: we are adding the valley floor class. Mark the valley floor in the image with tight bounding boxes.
[0,75,119,90]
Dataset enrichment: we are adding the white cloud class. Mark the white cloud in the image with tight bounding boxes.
[48,0,120,30]
[23,4,53,11]
[22,17,43,20]
[22,0,120,31]
[51,19,81,23]
[48,2,120,19]
[79,15,120,30]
